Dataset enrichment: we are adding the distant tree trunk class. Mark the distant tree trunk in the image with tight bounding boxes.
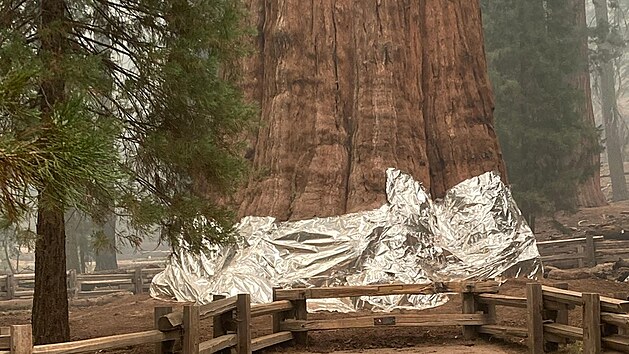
[94,214,118,271]
[65,210,82,273]
[239,0,506,220]
[573,0,607,207]
[2,238,15,274]
[548,0,607,207]
[33,0,71,344]
[92,2,117,273]
[593,0,628,201]
[65,230,81,272]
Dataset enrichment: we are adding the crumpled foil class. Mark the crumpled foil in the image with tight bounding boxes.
[150,169,542,311]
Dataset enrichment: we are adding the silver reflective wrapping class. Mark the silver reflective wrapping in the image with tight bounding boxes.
[150,169,542,311]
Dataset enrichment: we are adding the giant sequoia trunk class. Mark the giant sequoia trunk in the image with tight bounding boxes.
[33,0,71,344]
[239,0,506,220]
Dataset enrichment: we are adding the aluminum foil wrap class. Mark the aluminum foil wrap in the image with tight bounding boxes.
[150,169,541,311]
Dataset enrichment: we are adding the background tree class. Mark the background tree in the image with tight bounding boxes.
[591,0,629,200]
[572,0,608,207]
[481,0,603,228]
[0,217,35,274]
[238,0,507,220]
[93,214,118,271]
[0,0,253,344]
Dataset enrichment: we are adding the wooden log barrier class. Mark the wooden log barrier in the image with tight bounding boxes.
[182,305,200,354]
[289,298,307,346]
[154,307,175,354]
[582,293,602,354]
[271,288,282,335]
[526,283,544,354]
[542,286,629,313]
[10,325,31,354]
[212,295,232,354]
[543,283,570,351]
[273,281,499,301]
[235,294,251,354]
[614,292,629,336]
[462,292,478,340]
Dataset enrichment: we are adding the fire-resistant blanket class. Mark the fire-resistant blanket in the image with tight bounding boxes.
[149,169,541,311]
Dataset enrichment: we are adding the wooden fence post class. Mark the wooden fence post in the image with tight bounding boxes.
[272,288,282,334]
[183,304,199,354]
[212,295,231,354]
[10,324,32,354]
[289,297,308,346]
[6,274,14,300]
[544,283,570,351]
[577,245,585,268]
[461,284,478,340]
[154,306,174,354]
[585,234,596,267]
[526,283,544,354]
[133,268,143,295]
[236,294,251,354]
[614,292,628,335]
[583,293,601,354]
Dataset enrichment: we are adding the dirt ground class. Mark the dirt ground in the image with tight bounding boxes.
[287,345,520,353]
[2,202,629,353]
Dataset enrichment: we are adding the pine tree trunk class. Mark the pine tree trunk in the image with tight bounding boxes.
[239,0,506,220]
[34,195,70,344]
[593,0,628,201]
[94,215,118,271]
[33,0,71,344]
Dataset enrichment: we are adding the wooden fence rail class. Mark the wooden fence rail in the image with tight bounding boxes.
[274,280,500,346]
[474,283,629,354]
[0,267,163,301]
[537,235,629,268]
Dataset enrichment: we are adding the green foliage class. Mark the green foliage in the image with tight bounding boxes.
[0,0,255,250]
[481,0,602,220]
[0,215,36,273]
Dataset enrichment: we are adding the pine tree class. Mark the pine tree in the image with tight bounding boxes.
[0,0,253,343]
[481,0,602,227]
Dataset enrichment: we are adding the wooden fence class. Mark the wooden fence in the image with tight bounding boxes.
[2,281,628,353]
[537,235,629,268]
[0,267,163,301]
[273,281,500,345]
[474,283,629,353]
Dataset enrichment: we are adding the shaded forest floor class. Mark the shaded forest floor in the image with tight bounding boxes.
[3,201,629,353]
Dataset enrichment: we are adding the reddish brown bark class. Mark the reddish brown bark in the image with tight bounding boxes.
[572,0,607,207]
[239,0,506,220]
[421,1,506,198]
